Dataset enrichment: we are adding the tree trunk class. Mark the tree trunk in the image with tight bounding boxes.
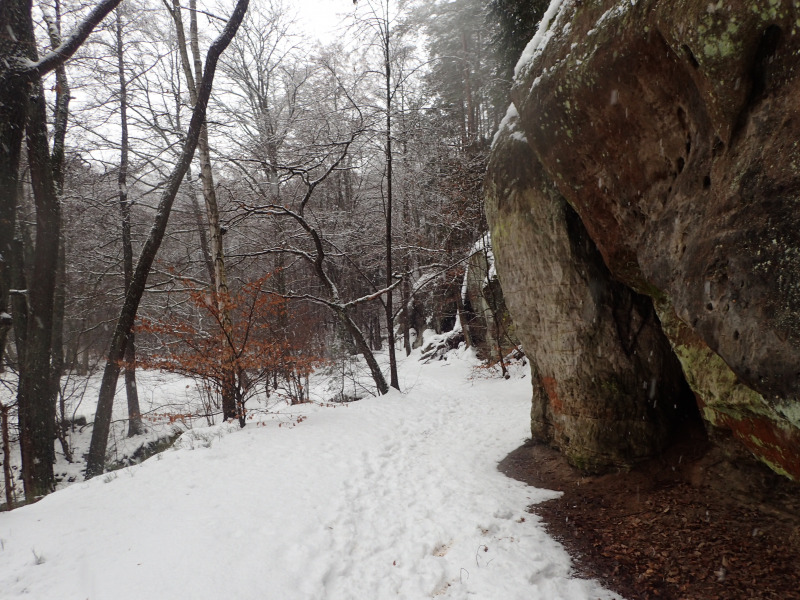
[46,6,69,454]
[402,266,411,356]
[10,239,28,369]
[81,344,90,376]
[169,0,236,420]
[461,30,475,144]
[18,77,62,500]
[115,10,144,437]
[191,0,236,421]
[2,403,14,508]
[85,0,249,478]
[338,308,388,395]
[188,170,215,284]
[383,13,399,391]
[0,21,26,377]
[49,237,66,432]
[1,0,125,380]
[457,292,472,349]
[0,0,126,503]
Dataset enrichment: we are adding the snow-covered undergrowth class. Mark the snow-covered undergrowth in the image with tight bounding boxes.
[0,339,619,599]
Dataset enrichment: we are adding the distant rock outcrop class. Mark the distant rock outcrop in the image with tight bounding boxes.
[486,0,800,479]
[460,234,520,364]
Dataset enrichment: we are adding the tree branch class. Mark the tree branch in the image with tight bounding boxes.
[29,0,125,77]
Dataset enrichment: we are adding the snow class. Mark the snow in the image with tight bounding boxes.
[0,347,620,600]
[513,0,639,88]
[595,1,635,29]
[513,0,572,79]
[0,370,207,491]
[491,103,522,149]
[472,232,497,283]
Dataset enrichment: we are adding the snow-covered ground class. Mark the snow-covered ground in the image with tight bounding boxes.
[0,341,619,599]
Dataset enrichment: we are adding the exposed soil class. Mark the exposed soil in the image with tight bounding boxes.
[500,425,800,600]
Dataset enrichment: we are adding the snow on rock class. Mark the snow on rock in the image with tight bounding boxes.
[492,103,524,149]
[513,0,572,80]
[0,350,620,600]
[595,0,636,29]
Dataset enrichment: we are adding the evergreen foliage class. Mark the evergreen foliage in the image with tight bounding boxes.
[488,0,549,78]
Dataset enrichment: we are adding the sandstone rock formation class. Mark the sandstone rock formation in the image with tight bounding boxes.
[487,109,693,471]
[461,234,520,364]
[486,0,800,479]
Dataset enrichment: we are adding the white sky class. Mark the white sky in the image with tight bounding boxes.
[295,0,357,44]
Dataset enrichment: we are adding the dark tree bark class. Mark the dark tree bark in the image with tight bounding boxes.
[380,5,399,390]
[85,0,250,478]
[401,260,411,356]
[18,75,63,499]
[0,0,125,284]
[0,6,27,375]
[115,9,144,437]
[45,3,71,462]
[10,239,28,369]
[0,0,126,501]
[50,238,67,447]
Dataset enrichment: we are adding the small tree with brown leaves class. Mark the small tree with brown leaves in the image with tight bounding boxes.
[138,273,321,427]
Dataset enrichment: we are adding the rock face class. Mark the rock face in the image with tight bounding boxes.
[487,111,693,471]
[461,234,520,363]
[486,0,800,479]
[407,274,461,346]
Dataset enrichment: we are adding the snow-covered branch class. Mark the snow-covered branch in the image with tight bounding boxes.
[27,0,125,77]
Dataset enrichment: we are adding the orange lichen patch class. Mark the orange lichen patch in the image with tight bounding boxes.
[711,409,800,481]
[542,377,563,413]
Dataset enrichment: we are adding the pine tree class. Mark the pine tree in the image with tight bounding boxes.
[488,0,549,79]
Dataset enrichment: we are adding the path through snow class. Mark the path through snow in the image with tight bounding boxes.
[0,348,619,599]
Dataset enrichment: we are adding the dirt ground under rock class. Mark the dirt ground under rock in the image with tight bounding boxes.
[499,425,800,600]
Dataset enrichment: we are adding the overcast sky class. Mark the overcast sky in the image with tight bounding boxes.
[296,0,355,44]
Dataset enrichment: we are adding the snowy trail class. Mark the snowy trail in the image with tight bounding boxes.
[0,349,619,599]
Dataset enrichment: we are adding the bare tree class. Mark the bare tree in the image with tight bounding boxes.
[217,1,304,183]
[43,1,75,462]
[0,0,125,500]
[86,0,250,478]
[161,0,241,420]
[113,6,144,437]
[245,135,397,395]
[353,0,400,390]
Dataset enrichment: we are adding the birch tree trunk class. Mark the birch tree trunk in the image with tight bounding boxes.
[166,0,236,420]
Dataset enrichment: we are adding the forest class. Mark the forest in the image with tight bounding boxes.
[4,0,800,598]
[0,0,545,504]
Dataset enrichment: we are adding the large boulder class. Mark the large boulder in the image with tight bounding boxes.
[487,0,800,479]
[487,110,692,472]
